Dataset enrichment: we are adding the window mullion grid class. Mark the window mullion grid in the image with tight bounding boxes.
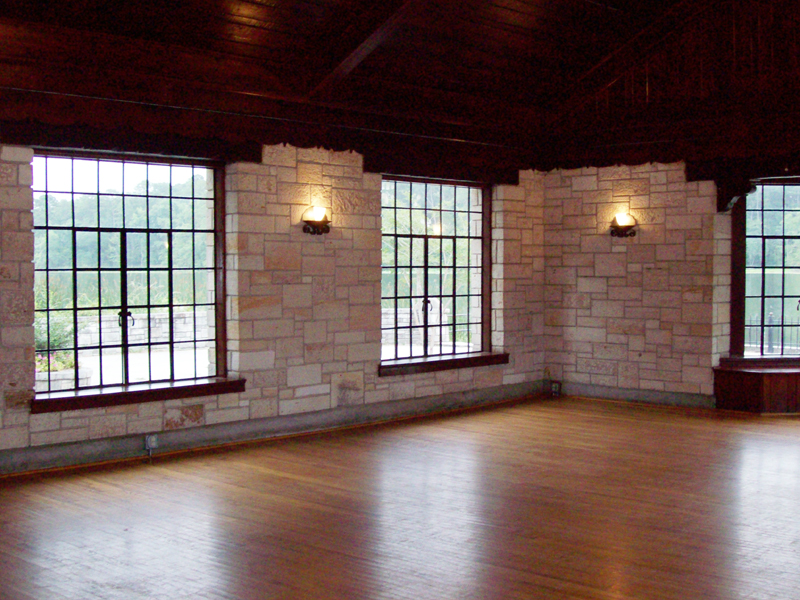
[423,235,429,357]
[393,211,399,359]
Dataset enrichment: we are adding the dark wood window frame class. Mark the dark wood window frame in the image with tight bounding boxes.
[31,150,245,414]
[378,176,508,378]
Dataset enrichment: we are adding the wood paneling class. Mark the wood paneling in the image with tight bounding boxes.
[3,397,800,598]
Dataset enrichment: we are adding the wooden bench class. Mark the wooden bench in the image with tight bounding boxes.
[715,357,800,413]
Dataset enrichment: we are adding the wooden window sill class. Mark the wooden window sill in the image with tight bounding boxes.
[31,377,247,414]
[378,352,509,377]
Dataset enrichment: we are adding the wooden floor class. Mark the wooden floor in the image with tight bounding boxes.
[2,397,800,600]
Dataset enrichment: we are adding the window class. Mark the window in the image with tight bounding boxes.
[32,154,227,398]
[744,182,800,356]
[380,177,503,374]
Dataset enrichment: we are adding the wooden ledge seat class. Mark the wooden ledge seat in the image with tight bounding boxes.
[715,357,800,413]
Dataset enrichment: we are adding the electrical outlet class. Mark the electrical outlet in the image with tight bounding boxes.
[145,434,159,450]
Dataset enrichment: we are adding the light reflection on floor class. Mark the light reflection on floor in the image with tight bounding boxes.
[734,433,800,599]
[374,438,482,600]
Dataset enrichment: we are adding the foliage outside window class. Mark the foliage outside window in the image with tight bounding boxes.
[33,155,219,393]
[380,178,487,361]
[744,183,800,356]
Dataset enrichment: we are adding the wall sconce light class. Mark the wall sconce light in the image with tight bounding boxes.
[610,212,637,238]
[302,205,331,235]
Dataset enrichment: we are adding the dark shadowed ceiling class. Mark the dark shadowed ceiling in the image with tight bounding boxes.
[0,0,799,185]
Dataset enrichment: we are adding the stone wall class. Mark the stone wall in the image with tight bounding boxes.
[534,162,730,401]
[0,147,35,450]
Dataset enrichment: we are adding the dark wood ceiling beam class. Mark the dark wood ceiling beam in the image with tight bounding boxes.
[551,0,722,120]
[308,0,430,101]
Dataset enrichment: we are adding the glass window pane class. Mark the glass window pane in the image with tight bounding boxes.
[381,269,395,298]
[74,194,99,227]
[76,272,99,308]
[46,158,72,192]
[73,159,98,194]
[47,193,73,227]
[411,183,426,208]
[195,270,214,305]
[75,231,98,268]
[194,233,214,268]
[194,199,214,230]
[765,239,783,267]
[442,186,455,211]
[411,210,426,235]
[764,186,783,210]
[397,238,411,267]
[127,233,148,268]
[455,212,470,237]
[396,182,410,208]
[150,233,169,268]
[171,165,194,196]
[150,197,171,229]
[127,271,148,306]
[48,271,73,309]
[100,232,120,268]
[381,207,396,234]
[382,237,396,267]
[100,308,122,347]
[48,230,72,268]
[173,233,194,268]
[193,167,214,199]
[396,209,410,235]
[99,161,123,194]
[441,211,455,236]
[764,211,783,236]
[99,195,123,228]
[150,270,169,305]
[174,342,197,379]
[100,347,123,386]
[746,210,762,236]
[124,162,147,195]
[173,271,194,304]
[148,164,171,196]
[128,345,151,383]
[124,195,147,228]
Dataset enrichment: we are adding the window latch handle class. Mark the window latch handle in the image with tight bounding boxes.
[118,310,134,327]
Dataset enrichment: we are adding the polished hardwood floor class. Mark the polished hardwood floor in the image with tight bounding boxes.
[2,396,800,600]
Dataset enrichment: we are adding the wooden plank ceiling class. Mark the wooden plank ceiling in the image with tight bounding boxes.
[0,0,799,183]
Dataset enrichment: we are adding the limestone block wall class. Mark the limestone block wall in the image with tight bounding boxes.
[228,145,542,414]
[536,162,730,399]
[0,147,35,450]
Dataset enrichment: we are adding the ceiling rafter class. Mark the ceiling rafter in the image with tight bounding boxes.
[308,0,431,101]
[551,0,722,122]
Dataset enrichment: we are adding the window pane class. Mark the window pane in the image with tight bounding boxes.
[73,160,98,194]
[124,195,147,228]
[99,195,123,228]
[75,231,98,268]
[173,271,194,304]
[100,347,123,386]
[194,199,214,230]
[74,194,99,227]
[100,232,120,268]
[746,211,762,236]
[150,197,171,229]
[195,270,214,304]
[150,233,169,268]
[99,161,123,194]
[48,230,72,268]
[76,272,99,308]
[47,271,73,309]
[764,186,783,210]
[127,233,147,268]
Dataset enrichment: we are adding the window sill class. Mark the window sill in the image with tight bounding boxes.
[31,377,247,414]
[717,356,800,372]
[378,352,509,377]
